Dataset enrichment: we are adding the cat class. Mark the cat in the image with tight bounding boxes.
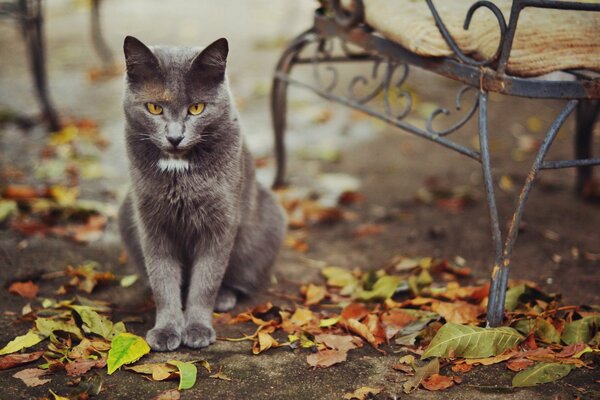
[118,36,286,351]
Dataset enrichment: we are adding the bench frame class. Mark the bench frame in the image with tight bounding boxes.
[271,0,600,326]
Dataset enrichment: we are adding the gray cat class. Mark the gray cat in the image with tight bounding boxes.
[118,36,286,351]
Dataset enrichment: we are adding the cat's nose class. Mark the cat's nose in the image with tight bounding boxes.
[167,135,184,147]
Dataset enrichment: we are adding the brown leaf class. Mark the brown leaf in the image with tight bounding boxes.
[381,310,416,339]
[152,389,180,400]
[65,357,107,376]
[252,331,279,355]
[8,281,39,299]
[0,351,44,370]
[314,334,362,352]
[556,343,587,358]
[344,318,384,352]
[451,362,473,373]
[431,301,481,324]
[341,303,369,321]
[422,374,456,391]
[12,368,51,387]
[506,358,534,372]
[338,191,365,205]
[465,352,515,366]
[306,349,347,368]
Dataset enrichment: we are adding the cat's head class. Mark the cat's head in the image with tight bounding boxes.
[122,36,234,162]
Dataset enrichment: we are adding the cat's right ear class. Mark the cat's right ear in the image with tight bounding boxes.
[123,36,161,84]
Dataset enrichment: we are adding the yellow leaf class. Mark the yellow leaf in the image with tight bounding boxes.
[343,386,382,400]
[290,308,314,326]
[252,332,279,355]
[0,330,44,355]
[50,389,70,400]
[107,333,150,374]
[304,284,326,306]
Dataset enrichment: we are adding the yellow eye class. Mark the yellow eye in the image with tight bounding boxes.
[188,103,205,116]
[146,103,163,115]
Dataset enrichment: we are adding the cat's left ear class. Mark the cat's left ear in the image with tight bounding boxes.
[190,38,229,81]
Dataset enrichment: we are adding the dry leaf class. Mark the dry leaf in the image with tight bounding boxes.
[343,386,381,400]
[8,281,39,299]
[252,331,279,355]
[506,358,534,372]
[344,318,383,351]
[465,352,515,366]
[13,368,51,387]
[315,334,362,352]
[341,303,369,321]
[431,301,481,324]
[289,308,314,326]
[352,224,384,238]
[307,349,347,368]
[304,284,327,306]
[422,374,456,391]
[451,362,473,373]
[65,357,107,377]
[152,389,181,400]
[0,351,44,370]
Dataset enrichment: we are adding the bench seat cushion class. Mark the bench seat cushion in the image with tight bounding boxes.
[343,0,600,77]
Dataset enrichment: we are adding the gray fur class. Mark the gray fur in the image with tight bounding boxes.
[118,36,286,351]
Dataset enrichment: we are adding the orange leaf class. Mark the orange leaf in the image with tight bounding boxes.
[344,318,384,352]
[431,301,481,324]
[422,374,456,391]
[352,224,384,238]
[506,358,534,372]
[0,351,44,370]
[341,303,369,321]
[451,363,473,373]
[381,310,416,339]
[8,281,39,299]
[306,349,347,368]
[252,331,279,355]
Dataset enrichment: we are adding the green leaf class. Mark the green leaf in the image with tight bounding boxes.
[422,323,523,359]
[0,330,44,355]
[71,305,125,340]
[167,360,197,390]
[403,357,439,393]
[561,316,600,345]
[512,363,574,387]
[120,274,139,288]
[107,333,150,374]
[514,318,560,344]
[356,275,404,301]
[35,317,83,340]
[0,200,17,223]
[504,285,526,311]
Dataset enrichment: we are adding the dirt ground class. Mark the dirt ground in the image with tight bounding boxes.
[0,1,599,399]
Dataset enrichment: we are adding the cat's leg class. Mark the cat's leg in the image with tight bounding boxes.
[214,286,237,312]
[139,232,185,351]
[118,192,146,273]
[183,240,234,348]
[223,185,286,296]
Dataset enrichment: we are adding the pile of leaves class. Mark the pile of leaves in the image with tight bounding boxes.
[219,256,599,393]
[2,263,216,399]
[0,121,113,243]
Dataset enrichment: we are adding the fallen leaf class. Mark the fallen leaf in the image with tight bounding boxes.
[13,368,51,387]
[0,351,44,370]
[381,310,416,339]
[512,363,575,387]
[35,317,83,339]
[49,389,69,400]
[319,316,341,328]
[107,333,150,374]
[341,303,369,321]
[65,357,107,376]
[352,223,384,238]
[252,331,279,355]
[343,386,381,399]
[431,301,481,324]
[422,323,523,359]
[344,318,381,350]
[451,362,473,373]
[307,349,347,368]
[126,363,177,381]
[356,275,404,301]
[315,334,362,352]
[464,352,515,366]
[120,274,139,288]
[71,305,125,340]
[304,284,326,306]
[561,316,600,345]
[167,360,197,390]
[0,330,44,355]
[403,358,440,393]
[210,367,233,381]
[422,373,456,391]
[289,308,314,326]
[8,281,39,299]
[506,358,534,372]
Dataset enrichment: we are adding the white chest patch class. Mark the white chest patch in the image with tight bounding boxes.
[157,158,190,172]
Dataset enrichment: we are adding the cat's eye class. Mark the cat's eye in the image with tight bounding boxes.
[146,103,163,115]
[188,103,205,116]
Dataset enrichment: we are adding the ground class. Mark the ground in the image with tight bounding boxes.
[0,1,599,399]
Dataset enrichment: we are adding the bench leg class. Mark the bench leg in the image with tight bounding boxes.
[575,99,599,197]
[484,99,579,327]
[90,0,114,67]
[271,29,315,189]
[19,0,60,131]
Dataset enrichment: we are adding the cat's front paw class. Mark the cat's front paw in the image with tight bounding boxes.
[146,326,182,351]
[182,323,216,349]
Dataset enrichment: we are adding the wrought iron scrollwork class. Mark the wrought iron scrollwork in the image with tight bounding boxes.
[426,86,479,136]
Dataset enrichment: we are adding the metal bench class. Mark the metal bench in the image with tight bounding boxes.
[0,0,113,131]
[270,0,600,327]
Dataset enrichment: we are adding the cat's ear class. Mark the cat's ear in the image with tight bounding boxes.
[123,36,161,83]
[189,38,229,81]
